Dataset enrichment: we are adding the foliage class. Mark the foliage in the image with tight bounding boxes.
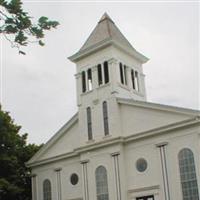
[0,0,59,54]
[0,105,42,200]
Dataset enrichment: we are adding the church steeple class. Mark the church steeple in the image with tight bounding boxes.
[98,12,114,23]
[68,13,149,143]
[69,13,148,63]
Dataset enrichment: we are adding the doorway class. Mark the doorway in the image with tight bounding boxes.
[136,195,154,200]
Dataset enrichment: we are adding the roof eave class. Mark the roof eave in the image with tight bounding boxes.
[68,38,113,63]
[68,39,149,64]
[117,97,200,116]
[112,41,149,64]
[26,113,78,167]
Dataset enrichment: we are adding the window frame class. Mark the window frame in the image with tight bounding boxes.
[103,101,109,136]
[87,68,92,91]
[95,166,109,200]
[104,61,109,84]
[43,179,52,200]
[86,107,93,140]
[119,62,124,84]
[98,64,103,86]
[82,71,86,93]
[178,148,199,200]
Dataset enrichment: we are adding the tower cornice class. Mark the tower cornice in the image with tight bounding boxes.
[68,39,148,64]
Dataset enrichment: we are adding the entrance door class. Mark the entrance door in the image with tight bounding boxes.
[136,195,154,200]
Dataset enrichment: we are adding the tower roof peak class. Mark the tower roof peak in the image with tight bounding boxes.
[69,13,148,63]
[78,12,134,52]
[98,12,114,24]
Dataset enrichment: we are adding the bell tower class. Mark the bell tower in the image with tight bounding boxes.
[69,13,148,144]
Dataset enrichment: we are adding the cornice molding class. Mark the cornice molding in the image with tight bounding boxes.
[68,39,148,64]
[26,113,78,166]
[128,185,160,193]
[117,98,200,116]
[27,117,200,168]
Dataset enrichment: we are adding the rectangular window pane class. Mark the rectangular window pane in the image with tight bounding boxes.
[87,107,93,140]
[82,71,86,93]
[104,61,109,84]
[87,69,92,91]
[98,64,103,86]
[124,65,127,85]
[119,63,124,84]
[135,71,139,91]
[131,69,135,89]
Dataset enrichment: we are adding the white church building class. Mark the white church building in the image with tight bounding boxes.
[27,13,200,200]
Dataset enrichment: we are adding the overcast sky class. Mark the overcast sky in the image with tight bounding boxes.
[1,1,199,145]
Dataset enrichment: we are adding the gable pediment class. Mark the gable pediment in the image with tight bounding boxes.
[117,98,200,136]
[27,113,78,165]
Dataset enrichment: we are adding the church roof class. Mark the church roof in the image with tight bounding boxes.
[79,12,135,52]
[69,13,148,63]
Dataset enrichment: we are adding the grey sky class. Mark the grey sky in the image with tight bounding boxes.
[1,1,199,144]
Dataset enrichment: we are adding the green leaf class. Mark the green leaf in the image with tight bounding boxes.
[38,40,45,46]
[4,25,18,34]
[17,14,32,29]
[19,50,25,55]
[0,0,59,54]
[7,0,23,14]
[5,18,15,24]
[38,16,59,30]
[0,0,7,7]
[30,27,44,38]
[15,31,27,45]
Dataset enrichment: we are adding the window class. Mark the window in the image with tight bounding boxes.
[82,71,86,93]
[178,148,199,200]
[103,101,109,136]
[87,69,92,91]
[119,63,128,85]
[131,69,139,91]
[124,65,127,85]
[131,69,135,90]
[136,195,154,200]
[135,71,139,91]
[43,179,51,200]
[98,64,103,86]
[119,63,124,84]
[98,62,109,86]
[95,166,109,200]
[136,158,147,172]
[87,107,93,140]
[104,61,109,84]
[70,173,79,185]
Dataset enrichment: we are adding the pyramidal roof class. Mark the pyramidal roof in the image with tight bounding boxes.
[79,12,135,52]
[69,13,148,63]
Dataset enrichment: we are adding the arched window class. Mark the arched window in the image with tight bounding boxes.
[87,107,93,140]
[95,166,109,200]
[43,179,52,200]
[178,148,199,200]
[103,101,109,136]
